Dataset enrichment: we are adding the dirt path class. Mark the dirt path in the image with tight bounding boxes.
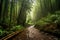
[9,25,58,40]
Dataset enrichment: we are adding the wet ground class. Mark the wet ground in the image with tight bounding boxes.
[9,25,58,40]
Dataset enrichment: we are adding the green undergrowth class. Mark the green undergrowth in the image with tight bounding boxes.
[35,13,60,35]
[0,25,24,38]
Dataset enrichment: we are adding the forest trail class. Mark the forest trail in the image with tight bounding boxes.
[9,25,58,40]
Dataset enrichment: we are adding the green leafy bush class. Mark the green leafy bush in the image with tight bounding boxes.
[10,25,24,31]
[36,13,60,25]
[35,13,60,34]
[0,25,24,38]
[0,29,6,36]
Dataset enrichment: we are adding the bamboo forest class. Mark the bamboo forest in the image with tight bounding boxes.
[0,0,60,40]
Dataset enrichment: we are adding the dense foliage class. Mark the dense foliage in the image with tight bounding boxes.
[35,12,60,35]
[0,25,24,38]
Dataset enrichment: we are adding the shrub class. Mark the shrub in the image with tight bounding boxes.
[0,25,24,38]
[35,13,60,34]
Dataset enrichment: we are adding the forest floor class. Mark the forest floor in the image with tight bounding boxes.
[8,25,58,40]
